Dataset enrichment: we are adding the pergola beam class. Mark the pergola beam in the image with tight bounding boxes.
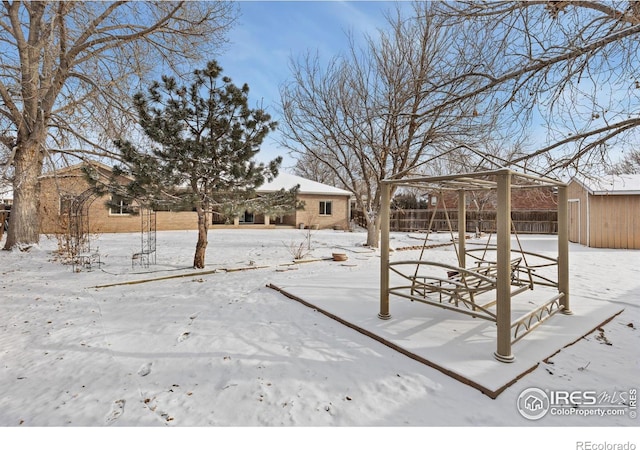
[387,168,563,190]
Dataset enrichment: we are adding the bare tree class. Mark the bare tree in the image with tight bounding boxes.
[0,1,237,250]
[609,149,640,174]
[433,1,640,177]
[279,3,499,247]
[292,150,344,187]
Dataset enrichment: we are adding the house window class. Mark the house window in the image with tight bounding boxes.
[319,200,332,216]
[110,195,132,215]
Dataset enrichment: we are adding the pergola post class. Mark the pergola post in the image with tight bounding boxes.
[458,189,466,268]
[379,182,391,320]
[494,171,515,363]
[557,185,572,314]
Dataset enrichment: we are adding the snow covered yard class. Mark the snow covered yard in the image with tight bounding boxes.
[0,228,638,447]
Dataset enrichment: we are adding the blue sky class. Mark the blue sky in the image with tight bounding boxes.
[214,1,402,169]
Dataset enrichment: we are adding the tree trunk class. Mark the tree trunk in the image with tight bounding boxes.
[193,208,209,269]
[365,214,380,248]
[3,140,44,251]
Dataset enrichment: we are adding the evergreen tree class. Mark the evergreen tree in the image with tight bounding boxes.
[106,60,288,268]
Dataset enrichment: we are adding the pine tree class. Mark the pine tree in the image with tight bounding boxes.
[109,60,286,268]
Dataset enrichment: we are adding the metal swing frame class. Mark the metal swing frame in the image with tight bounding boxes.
[379,169,571,363]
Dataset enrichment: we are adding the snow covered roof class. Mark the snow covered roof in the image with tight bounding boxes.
[572,174,640,195]
[257,172,352,197]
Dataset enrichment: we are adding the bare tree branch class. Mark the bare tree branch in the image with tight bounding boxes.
[434,1,640,177]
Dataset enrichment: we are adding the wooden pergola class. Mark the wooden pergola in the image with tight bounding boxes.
[379,168,571,363]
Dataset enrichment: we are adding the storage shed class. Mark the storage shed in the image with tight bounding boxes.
[567,174,640,249]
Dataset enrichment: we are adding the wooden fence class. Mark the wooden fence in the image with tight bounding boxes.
[352,209,558,234]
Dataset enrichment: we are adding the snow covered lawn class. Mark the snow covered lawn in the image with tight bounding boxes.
[1,229,637,447]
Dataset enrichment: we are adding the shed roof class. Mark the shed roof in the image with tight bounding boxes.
[571,174,640,195]
[257,172,352,197]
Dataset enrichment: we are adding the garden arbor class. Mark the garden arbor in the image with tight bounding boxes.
[379,169,571,362]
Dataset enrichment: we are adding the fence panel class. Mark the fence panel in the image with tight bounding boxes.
[351,209,558,234]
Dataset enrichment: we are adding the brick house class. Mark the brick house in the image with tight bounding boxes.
[249,172,352,230]
[39,162,199,234]
[38,163,352,234]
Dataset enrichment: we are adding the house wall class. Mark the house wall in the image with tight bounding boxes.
[270,212,297,227]
[295,193,350,230]
[39,171,199,234]
[39,173,97,235]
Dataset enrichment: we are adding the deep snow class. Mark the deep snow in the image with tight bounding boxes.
[0,228,637,448]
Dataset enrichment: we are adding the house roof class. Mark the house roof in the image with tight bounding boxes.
[39,162,353,197]
[257,172,352,197]
[39,161,116,179]
[571,174,640,195]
